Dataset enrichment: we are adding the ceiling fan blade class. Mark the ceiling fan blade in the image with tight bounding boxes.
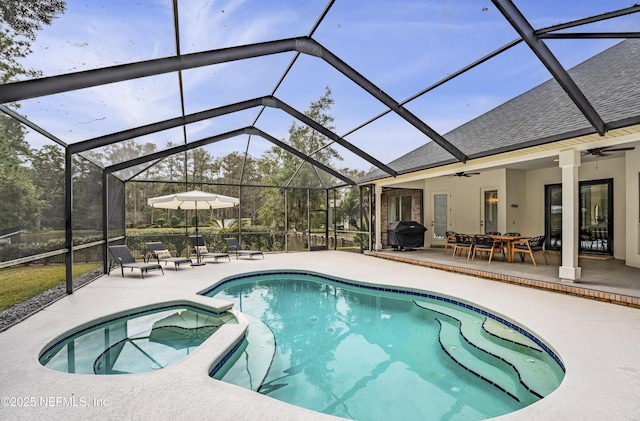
[602,147,635,152]
[451,171,481,177]
[585,146,636,156]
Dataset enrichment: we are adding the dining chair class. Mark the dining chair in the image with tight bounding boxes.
[471,235,501,263]
[511,235,548,266]
[443,231,456,255]
[452,234,474,260]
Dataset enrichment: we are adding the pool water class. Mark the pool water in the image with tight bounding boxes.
[40,305,236,374]
[204,271,564,421]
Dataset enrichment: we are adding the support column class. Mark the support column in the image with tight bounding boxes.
[64,149,74,294]
[558,149,582,282]
[102,171,109,274]
[374,184,382,250]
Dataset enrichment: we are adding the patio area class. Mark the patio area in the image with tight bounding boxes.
[0,251,639,420]
[368,247,640,307]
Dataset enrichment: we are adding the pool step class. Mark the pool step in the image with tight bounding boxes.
[214,315,275,391]
[482,318,542,352]
[415,300,562,400]
[436,317,522,400]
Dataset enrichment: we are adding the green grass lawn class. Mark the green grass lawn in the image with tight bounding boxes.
[0,263,102,312]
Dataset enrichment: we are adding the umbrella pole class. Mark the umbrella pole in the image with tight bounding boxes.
[192,201,205,266]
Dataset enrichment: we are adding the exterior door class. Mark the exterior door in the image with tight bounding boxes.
[431,192,449,246]
[579,179,613,254]
[544,184,563,251]
[481,189,498,234]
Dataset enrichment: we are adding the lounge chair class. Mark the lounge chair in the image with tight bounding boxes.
[189,235,230,263]
[146,242,193,270]
[108,245,164,278]
[224,237,264,260]
[511,235,548,266]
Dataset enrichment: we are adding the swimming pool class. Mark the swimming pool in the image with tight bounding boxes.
[202,270,565,421]
[39,302,237,374]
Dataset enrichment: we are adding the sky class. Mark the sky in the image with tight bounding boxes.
[12,0,639,173]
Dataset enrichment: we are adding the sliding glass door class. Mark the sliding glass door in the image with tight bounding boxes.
[544,179,613,255]
[545,184,563,251]
[579,180,613,254]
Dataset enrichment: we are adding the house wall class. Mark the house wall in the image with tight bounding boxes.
[505,169,527,235]
[377,149,637,264]
[523,167,560,238]
[422,169,506,246]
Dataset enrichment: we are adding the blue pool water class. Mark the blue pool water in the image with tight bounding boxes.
[203,270,564,421]
[39,304,236,374]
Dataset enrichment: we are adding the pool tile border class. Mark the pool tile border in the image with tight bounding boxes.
[40,303,229,364]
[201,269,565,372]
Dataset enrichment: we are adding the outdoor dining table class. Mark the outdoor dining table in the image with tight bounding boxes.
[488,235,530,263]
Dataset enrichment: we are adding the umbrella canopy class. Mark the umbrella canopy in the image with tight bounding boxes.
[147,190,239,210]
[147,190,239,265]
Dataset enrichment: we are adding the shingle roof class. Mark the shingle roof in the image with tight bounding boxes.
[360,39,640,182]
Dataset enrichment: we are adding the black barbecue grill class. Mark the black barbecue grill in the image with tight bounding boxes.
[387,221,427,251]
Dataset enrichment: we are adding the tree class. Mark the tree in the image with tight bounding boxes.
[0,156,43,228]
[30,144,65,229]
[334,169,367,231]
[72,155,102,231]
[188,148,216,184]
[259,87,342,231]
[0,0,66,83]
[0,1,66,229]
[84,139,159,227]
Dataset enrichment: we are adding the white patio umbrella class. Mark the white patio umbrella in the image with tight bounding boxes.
[147,190,239,265]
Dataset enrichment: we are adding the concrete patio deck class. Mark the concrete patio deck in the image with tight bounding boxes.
[368,248,640,307]
[0,251,639,420]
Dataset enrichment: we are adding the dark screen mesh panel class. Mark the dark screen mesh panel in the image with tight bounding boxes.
[107,174,126,237]
[72,155,103,245]
[237,185,282,252]
[0,137,67,262]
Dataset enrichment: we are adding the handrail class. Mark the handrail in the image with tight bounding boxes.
[0,237,125,269]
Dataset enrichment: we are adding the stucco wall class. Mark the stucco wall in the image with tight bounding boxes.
[505,169,527,235]
[423,169,506,246]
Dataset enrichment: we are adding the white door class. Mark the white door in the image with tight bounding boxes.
[431,191,450,246]
[481,188,499,234]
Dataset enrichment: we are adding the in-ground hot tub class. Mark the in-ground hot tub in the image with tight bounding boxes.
[39,300,239,375]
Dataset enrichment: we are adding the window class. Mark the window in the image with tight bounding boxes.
[389,196,412,223]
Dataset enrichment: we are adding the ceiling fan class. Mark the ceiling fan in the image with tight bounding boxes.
[452,171,480,177]
[583,146,635,157]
